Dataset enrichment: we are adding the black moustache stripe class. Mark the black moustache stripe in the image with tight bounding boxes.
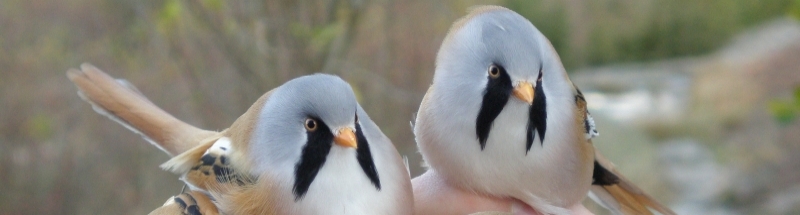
[292,115,381,201]
[293,117,334,200]
[526,69,547,153]
[355,120,381,190]
[476,65,513,150]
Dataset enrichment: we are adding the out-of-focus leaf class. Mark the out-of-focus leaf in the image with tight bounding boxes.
[289,22,343,54]
[162,0,182,20]
[289,23,312,39]
[793,86,800,106]
[202,0,224,11]
[310,23,343,52]
[769,100,797,125]
[158,0,183,33]
[790,0,800,20]
[508,0,794,69]
[25,113,54,141]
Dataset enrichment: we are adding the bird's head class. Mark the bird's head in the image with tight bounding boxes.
[248,74,381,200]
[424,5,576,152]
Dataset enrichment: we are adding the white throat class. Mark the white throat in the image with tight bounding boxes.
[279,146,394,214]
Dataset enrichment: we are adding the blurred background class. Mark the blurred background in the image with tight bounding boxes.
[2,0,799,214]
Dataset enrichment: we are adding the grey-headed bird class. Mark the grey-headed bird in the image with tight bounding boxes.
[67,64,413,215]
[412,6,675,215]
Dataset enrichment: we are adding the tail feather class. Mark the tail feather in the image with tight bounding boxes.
[67,63,218,156]
[590,152,676,215]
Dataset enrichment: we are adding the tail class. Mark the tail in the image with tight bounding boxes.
[67,63,218,156]
[589,151,676,215]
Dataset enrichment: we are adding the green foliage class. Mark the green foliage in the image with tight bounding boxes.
[289,22,344,54]
[161,0,182,21]
[158,0,183,32]
[505,0,570,65]
[768,87,800,125]
[791,0,800,20]
[25,113,54,141]
[505,0,793,69]
[202,0,223,11]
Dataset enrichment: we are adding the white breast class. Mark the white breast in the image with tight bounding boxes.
[417,95,592,214]
[274,146,407,215]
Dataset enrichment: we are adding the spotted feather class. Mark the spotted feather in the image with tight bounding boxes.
[149,191,218,215]
[181,138,255,193]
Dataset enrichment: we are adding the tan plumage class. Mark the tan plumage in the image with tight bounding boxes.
[68,63,413,214]
[66,63,218,156]
[149,191,219,215]
[159,136,276,215]
[68,63,254,214]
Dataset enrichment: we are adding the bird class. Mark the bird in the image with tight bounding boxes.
[67,63,413,215]
[411,6,675,215]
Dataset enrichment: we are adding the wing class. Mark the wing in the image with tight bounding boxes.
[161,137,255,191]
[66,63,219,156]
[158,136,265,214]
[151,80,277,214]
[149,191,219,215]
[165,136,280,215]
[68,63,274,213]
[574,85,675,215]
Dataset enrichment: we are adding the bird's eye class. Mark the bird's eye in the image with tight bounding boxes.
[488,65,501,78]
[304,118,317,131]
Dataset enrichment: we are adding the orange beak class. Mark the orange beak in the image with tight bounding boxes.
[513,82,534,105]
[333,128,358,149]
